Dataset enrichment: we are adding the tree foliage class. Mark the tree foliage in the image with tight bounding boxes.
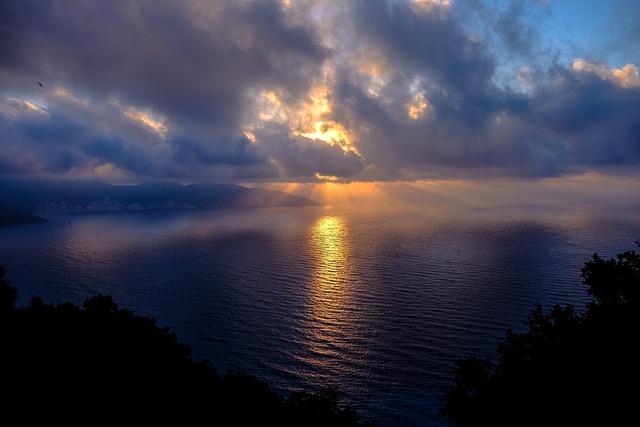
[438,240,640,426]
[0,264,375,426]
[0,263,18,315]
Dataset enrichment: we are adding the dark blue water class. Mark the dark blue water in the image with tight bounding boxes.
[1,203,639,426]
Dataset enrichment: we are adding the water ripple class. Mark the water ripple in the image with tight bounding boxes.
[1,206,639,427]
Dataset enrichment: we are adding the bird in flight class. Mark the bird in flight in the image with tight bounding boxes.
[38,82,43,88]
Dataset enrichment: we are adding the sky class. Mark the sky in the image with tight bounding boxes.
[1,0,639,202]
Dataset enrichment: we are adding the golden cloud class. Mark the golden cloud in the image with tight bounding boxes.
[572,59,640,88]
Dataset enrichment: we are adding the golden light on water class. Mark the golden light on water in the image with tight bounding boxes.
[303,215,356,369]
[311,216,349,286]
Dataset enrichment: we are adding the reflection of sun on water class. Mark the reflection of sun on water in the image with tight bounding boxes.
[302,215,357,374]
[313,216,347,285]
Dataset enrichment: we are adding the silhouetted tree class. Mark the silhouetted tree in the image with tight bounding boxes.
[285,385,373,427]
[0,266,376,426]
[438,240,640,426]
[0,263,18,315]
[581,239,639,313]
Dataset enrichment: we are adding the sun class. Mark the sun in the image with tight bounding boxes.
[262,181,399,207]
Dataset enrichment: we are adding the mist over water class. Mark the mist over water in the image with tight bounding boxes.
[1,202,639,427]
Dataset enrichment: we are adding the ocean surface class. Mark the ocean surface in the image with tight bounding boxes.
[1,202,639,426]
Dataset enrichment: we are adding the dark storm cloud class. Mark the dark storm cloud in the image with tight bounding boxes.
[252,123,365,181]
[527,68,640,168]
[2,0,325,124]
[0,0,329,181]
[0,0,638,183]
[348,0,499,121]
[276,136,364,180]
[174,135,263,167]
[83,137,153,174]
[328,0,640,179]
[331,0,530,178]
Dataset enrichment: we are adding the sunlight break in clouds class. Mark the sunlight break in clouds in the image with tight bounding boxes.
[299,121,356,154]
[121,107,169,140]
[246,82,360,154]
[288,78,357,154]
[243,60,362,182]
[407,92,430,120]
[411,0,451,14]
[0,98,48,117]
[0,0,638,192]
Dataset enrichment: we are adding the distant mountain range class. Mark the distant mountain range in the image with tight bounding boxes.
[0,178,319,225]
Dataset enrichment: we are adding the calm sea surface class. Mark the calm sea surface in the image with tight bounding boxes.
[1,203,639,426]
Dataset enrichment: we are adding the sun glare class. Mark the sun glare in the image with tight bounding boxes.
[262,181,401,207]
[302,214,355,366]
[299,120,359,154]
[315,173,339,181]
[247,71,362,161]
[292,82,360,155]
[311,216,348,280]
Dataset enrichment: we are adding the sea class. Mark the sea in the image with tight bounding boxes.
[1,201,639,427]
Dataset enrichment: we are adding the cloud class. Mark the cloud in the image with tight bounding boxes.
[0,0,638,184]
[572,60,640,88]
